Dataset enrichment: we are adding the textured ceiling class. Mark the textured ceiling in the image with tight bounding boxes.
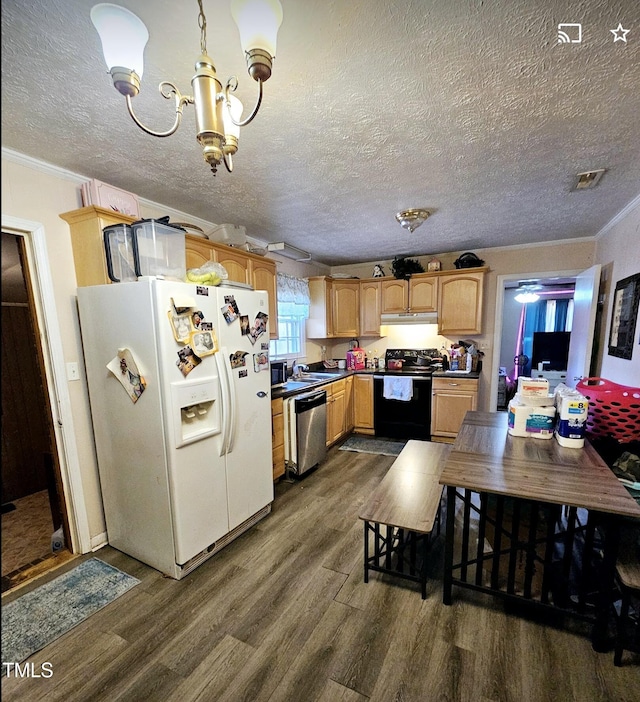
[2,0,639,265]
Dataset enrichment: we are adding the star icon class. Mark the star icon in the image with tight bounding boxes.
[610,23,630,42]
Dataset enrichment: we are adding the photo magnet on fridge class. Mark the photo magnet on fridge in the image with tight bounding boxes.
[192,310,205,328]
[225,295,240,315]
[230,350,248,368]
[238,369,248,378]
[248,312,268,344]
[191,329,217,357]
[196,285,209,296]
[106,348,146,403]
[254,352,269,372]
[240,315,250,335]
[176,346,202,376]
[222,302,238,324]
[168,309,192,343]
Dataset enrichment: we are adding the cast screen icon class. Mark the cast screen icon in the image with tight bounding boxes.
[557,23,582,43]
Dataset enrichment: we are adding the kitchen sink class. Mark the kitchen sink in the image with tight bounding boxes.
[282,380,316,390]
[297,372,337,380]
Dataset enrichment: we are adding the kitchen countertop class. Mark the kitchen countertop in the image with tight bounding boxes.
[271,368,481,399]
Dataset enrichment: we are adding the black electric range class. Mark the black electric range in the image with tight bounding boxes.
[373,349,446,441]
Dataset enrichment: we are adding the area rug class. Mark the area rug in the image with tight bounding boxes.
[1,558,139,670]
[339,435,407,457]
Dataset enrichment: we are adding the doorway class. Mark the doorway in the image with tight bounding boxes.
[1,232,71,591]
[490,267,601,412]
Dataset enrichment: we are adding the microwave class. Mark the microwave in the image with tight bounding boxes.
[271,360,287,387]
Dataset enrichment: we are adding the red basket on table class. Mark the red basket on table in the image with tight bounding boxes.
[576,378,640,442]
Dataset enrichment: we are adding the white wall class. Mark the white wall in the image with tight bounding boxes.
[594,198,640,386]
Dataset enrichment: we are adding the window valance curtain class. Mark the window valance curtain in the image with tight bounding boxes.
[276,273,310,319]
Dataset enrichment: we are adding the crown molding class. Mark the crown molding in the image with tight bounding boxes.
[594,192,640,240]
[2,147,272,248]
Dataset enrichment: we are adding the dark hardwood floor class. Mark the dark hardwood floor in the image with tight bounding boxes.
[2,444,638,701]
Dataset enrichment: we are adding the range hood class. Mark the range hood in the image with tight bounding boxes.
[380,311,438,325]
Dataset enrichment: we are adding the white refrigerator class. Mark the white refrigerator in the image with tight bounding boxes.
[77,277,274,579]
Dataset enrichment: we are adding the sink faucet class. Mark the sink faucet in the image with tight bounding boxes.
[292,360,309,379]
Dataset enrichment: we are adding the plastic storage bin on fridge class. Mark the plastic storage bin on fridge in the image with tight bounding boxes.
[131,218,186,280]
[103,223,137,282]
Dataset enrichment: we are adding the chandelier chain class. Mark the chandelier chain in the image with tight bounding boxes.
[197,0,207,55]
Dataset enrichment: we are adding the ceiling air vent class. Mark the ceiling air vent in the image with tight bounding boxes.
[573,169,606,191]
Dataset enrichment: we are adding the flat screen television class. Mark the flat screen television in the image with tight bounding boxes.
[532,331,570,371]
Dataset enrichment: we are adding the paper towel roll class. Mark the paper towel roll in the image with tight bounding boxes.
[508,400,555,438]
[526,406,556,439]
[508,400,532,437]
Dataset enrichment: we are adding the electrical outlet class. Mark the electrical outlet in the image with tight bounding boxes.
[66,362,80,381]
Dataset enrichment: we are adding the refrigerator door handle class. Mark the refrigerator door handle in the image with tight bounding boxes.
[216,348,232,456]
[216,346,238,455]
[223,349,237,453]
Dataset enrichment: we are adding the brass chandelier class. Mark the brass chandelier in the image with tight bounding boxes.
[91,0,283,175]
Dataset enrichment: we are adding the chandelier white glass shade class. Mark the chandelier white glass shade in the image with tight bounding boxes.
[90,0,283,175]
[395,208,432,233]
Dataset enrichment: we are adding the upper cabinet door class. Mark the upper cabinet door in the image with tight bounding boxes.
[360,280,381,336]
[408,275,438,312]
[185,236,216,270]
[381,279,408,313]
[250,258,279,339]
[438,270,485,335]
[332,281,360,337]
[214,247,251,285]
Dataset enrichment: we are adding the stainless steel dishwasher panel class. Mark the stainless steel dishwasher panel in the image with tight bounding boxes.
[292,390,327,476]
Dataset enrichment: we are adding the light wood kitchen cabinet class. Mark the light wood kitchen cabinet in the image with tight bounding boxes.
[360,280,382,336]
[60,206,137,287]
[307,277,360,338]
[214,246,251,286]
[249,258,279,339]
[185,236,216,269]
[380,274,437,314]
[326,378,348,446]
[307,277,333,338]
[437,269,486,335]
[409,275,438,311]
[185,235,278,338]
[332,281,360,336]
[353,374,374,435]
[344,375,354,433]
[271,397,285,481]
[431,377,478,441]
[381,278,408,313]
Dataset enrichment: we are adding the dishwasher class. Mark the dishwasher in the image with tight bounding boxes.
[283,390,327,476]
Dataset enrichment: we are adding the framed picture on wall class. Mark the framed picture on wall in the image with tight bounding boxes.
[608,272,640,360]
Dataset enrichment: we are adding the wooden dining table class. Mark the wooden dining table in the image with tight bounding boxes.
[439,411,640,651]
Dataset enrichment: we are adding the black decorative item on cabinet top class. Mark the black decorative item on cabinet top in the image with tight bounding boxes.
[453,252,485,269]
[391,256,425,280]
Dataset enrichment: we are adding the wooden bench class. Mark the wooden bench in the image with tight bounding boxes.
[359,440,452,598]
